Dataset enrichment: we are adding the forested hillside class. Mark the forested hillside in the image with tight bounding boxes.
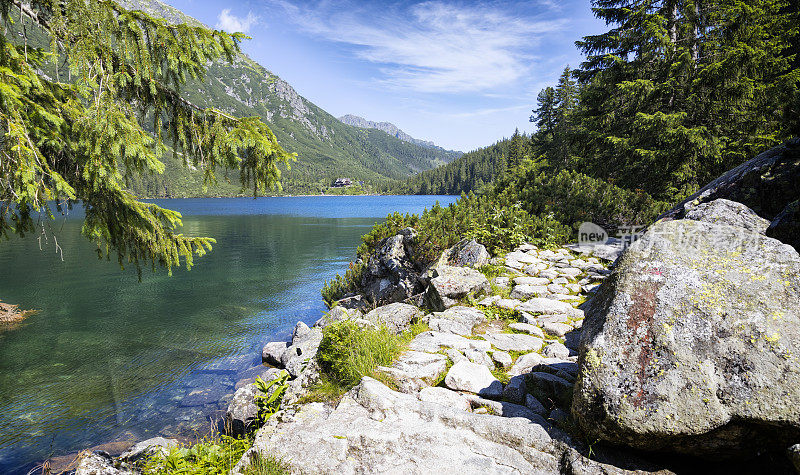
[385,137,514,195]
[346,0,800,287]
[8,0,458,197]
[390,0,798,226]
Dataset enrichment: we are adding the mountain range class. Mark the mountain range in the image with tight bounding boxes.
[115,0,461,196]
[337,114,458,153]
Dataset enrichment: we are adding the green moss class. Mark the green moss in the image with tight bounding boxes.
[584,348,602,370]
[478,263,506,280]
[491,368,511,385]
[432,356,454,387]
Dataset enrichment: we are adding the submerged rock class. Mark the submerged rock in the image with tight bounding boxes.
[573,219,800,456]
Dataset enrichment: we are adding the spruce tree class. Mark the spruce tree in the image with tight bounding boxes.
[531,87,557,136]
[551,67,579,167]
[0,0,295,276]
[576,0,799,201]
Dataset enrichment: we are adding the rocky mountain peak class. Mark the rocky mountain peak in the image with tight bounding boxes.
[339,114,454,151]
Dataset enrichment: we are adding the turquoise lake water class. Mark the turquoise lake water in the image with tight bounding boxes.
[0,195,458,474]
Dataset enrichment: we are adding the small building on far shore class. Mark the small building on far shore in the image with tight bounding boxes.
[332,178,352,188]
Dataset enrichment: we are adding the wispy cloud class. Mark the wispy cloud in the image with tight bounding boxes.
[216,9,259,34]
[447,104,532,119]
[269,1,565,93]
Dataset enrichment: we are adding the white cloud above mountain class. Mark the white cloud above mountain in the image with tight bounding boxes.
[216,8,258,34]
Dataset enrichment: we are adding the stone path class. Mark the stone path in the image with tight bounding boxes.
[225,243,645,475]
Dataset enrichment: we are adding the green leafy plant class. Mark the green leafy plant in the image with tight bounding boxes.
[143,435,251,475]
[254,371,289,425]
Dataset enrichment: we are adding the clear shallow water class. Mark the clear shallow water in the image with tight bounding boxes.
[0,195,457,474]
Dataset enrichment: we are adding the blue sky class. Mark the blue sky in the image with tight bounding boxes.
[164,0,605,152]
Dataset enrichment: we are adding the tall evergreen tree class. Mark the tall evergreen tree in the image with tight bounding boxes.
[575,0,799,200]
[531,87,557,136]
[551,67,579,167]
[507,128,525,170]
[0,0,295,276]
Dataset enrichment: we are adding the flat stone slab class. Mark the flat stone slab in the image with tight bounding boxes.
[445,361,503,398]
[428,318,472,335]
[418,386,472,412]
[409,331,491,353]
[394,351,448,381]
[518,298,579,316]
[237,378,566,474]
[433,306,487,327]
[542,342,570,359]
[509,352,546,377]
[540,322,573,337]
[509,322,545,338]
[504,251,540,264]
[513,276,550,286]
[365,303,422,334]
[511,285,549,300]
[485,333,543,352]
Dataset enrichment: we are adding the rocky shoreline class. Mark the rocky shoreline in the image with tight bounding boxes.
[70,141,799,474]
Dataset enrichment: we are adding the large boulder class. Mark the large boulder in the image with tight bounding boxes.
[424,266,489,311]
[573,219,800,456]
[661,139,800,250]
[361,229,425,305]
[436,239,491,268]
[280,322,323,377]
[261,341,288,366]
[684,199,770,233]
[364,303,421,334]
[234,377,567,474]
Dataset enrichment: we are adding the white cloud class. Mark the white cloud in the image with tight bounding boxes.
[216,9,259,34]
[447,104,532,119]
[270,1,565,93]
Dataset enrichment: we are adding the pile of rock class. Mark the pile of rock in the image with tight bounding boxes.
[227,239,639,473]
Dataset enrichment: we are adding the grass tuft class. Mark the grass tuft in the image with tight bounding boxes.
[243,453,291,475]
[317,321,407,389]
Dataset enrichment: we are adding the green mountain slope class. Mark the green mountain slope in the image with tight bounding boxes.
[113,0,458,196]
